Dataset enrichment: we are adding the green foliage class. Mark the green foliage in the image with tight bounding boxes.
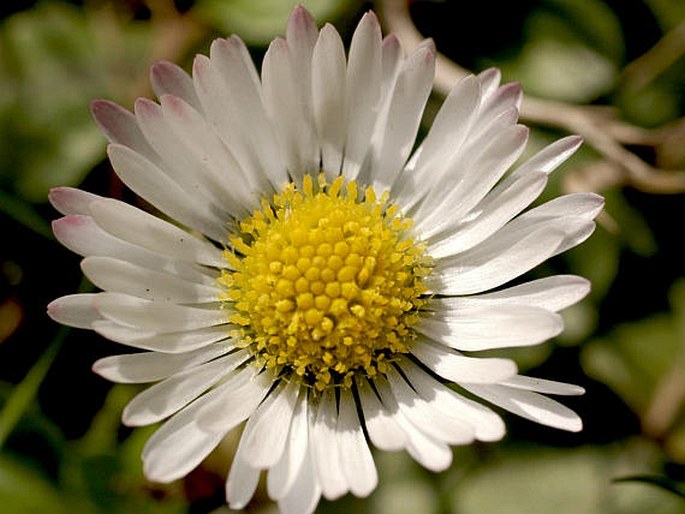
[453,444,685,514]
[0,3,150,203]
[494,0,623,102]
[196,0,352,46]
[645,0,685,30]
[613,475,685,500]
[582,278,685,415]
[583,312,681,413]
[0,454,69,514]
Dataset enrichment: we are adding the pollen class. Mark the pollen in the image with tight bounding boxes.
[218,175,431,391]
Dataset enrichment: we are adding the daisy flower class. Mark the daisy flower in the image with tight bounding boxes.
[48,6,602,514]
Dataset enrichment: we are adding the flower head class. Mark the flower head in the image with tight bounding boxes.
[48,6,603,513]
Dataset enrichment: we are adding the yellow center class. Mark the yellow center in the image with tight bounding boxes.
[218,175,430,391]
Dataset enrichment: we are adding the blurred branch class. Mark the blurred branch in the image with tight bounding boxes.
[622,19,685,92]
[379,0,685,194]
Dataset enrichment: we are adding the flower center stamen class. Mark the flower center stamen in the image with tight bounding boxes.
[219,174,430,391]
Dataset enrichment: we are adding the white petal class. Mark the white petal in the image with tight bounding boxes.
[511,135,583,178]
[433,275,591,313]
[92,321,230,353]
[342,11,382,180]
[133,98,236,218]
[267,390,310,500]
[501,375,585,396]
[81,256,221,303]
[191,54,270,195]
[417,304,563,351]
[492,194,603,257]
[142,392,225,483]
[398,358,505,442]
[384,369,475,445]
[430,227,566,295]
[90,100,154,158]
[380,34,403,96]
[372,45,435,191]
[415,124,529,238]
[312,388,348,500]
[106,144,227,242]
[49,187,103,216]
[92,342,231,383]
[356,377,407,451]
[475,82,522,135]
[52,215,216,285]
[467,104,520,150]
[93,293,226,332]
[408,74,481,182]
[240,379,301,469]
[373,376,452,471]
[52,214,142,258]
[556,220,597,256]
[122,350,248,426]
[312,23,347,179]
[464,383,582,432]
[395,75,481,209]
[262,38,318,178]
[150,60,201,111]
[196,369,274,433]
[506,194,605,257]
[262,6,319,178]
[90,198,225,269]
[404,427,453,472]
[410,337,517,382]
[286,6,319,67]
[226,434,261,510]
[278,425,322,514]
[477,68,501,97]
[337,389,378,498]
[47,293,102,329]
[514,192,605,223]
[205,37,287,188]
[158,94,255,215]
[427,171,548,258]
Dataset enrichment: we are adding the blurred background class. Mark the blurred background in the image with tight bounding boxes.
[1,0,685,512]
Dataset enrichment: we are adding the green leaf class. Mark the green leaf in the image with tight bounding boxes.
[616,80,682,128]
[541,0,625,62]
[565,224,620,302]
[494,0,622,102]
[0,328,66,449]
[603,189,658,257]
[613,475,685,500]
[0,454,68,514]
[670,279,685,334]
[453,445,685,514]
[196,0,350,46]
[582,313,680,414]
[59,386,185,514]
[0,189,54,239]
[645,0,685,30]
[581,278,685,432]
[0,3,150,203]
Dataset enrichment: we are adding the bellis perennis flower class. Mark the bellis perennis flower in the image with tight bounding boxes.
[48,6,602,514]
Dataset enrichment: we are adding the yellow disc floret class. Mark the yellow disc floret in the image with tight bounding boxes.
[218,174,430,391]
